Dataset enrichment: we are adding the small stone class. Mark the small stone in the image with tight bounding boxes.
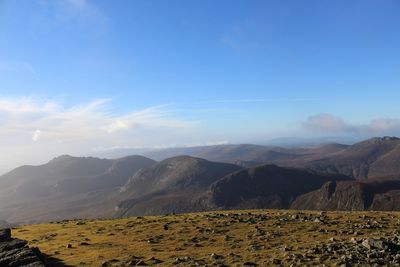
[271,258,281,264]
[210,253,223,260]
[362,238,388,250]
[146,257,163,264]
[314,218,323,223]
[243,261,258,266]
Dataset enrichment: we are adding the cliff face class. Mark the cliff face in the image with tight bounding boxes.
[291,179,400,211]
[206,165,352,210]
[0,228,46,266]
[291,181,368,210]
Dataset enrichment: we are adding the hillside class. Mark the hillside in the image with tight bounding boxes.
[3,137,400,225]
[115,156,242,217]
[291,178,400,211]
[205,165,351,210]
[0,155,156,224]
[296,137,400,179]
[13,210,400,266]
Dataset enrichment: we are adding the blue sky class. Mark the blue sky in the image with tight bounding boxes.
[0,0,400,171]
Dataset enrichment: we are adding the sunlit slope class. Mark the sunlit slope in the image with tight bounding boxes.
[13,210,400,266]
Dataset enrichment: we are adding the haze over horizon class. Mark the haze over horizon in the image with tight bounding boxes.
[1,0,400,172]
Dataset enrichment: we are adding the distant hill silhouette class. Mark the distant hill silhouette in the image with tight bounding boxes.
[142,143,348,163]
[0,155,155,224]
[294,137,400,179]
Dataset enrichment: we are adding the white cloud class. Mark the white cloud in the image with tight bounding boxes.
[303,113,400,135]
[32,130,42,142]
[0,97,199,173]
[0,97,197,140]
[303,113,350,133]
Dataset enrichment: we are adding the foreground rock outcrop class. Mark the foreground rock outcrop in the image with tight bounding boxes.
[0,228,45,266]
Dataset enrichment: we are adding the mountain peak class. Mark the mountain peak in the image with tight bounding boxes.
[50,154,74,162]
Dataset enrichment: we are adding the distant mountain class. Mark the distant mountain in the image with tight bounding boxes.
[296,137,400,179]
[115,156,242,217]
[93,137,400,180]
[291,178,400,211]
[142,143,349,163]
[204,165,351,210]
[0,155,156,224]
[3,136,400,224]
[264,136,359,147]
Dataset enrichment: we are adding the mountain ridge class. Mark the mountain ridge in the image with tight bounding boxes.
[2,136,400,224]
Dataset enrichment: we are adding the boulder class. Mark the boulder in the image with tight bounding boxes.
[0,228,46,266]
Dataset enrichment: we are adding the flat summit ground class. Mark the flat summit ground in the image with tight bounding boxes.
[13,210,400,266]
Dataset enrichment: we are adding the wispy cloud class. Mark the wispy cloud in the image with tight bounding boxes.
[0,97,196,140]
[0,97,198,173]
[303,113,400,135]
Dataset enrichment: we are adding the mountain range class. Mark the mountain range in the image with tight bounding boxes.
[2,136,400,224]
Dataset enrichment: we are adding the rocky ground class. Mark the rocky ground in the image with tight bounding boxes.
[11,210,400,266]
[0,228,45,266]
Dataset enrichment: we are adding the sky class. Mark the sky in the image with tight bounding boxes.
[0,0,400,172]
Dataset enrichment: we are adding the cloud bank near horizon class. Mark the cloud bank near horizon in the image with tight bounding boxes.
[303,113,400,135]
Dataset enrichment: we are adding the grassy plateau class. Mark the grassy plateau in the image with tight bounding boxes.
[12,210,400,266]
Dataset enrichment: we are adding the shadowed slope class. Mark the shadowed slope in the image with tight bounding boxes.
[115,156,242,217]
[206,164,352,209]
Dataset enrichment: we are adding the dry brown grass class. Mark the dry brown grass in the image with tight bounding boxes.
[12,210,400,266]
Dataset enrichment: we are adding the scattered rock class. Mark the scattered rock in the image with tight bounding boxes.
[210,253,223,260]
